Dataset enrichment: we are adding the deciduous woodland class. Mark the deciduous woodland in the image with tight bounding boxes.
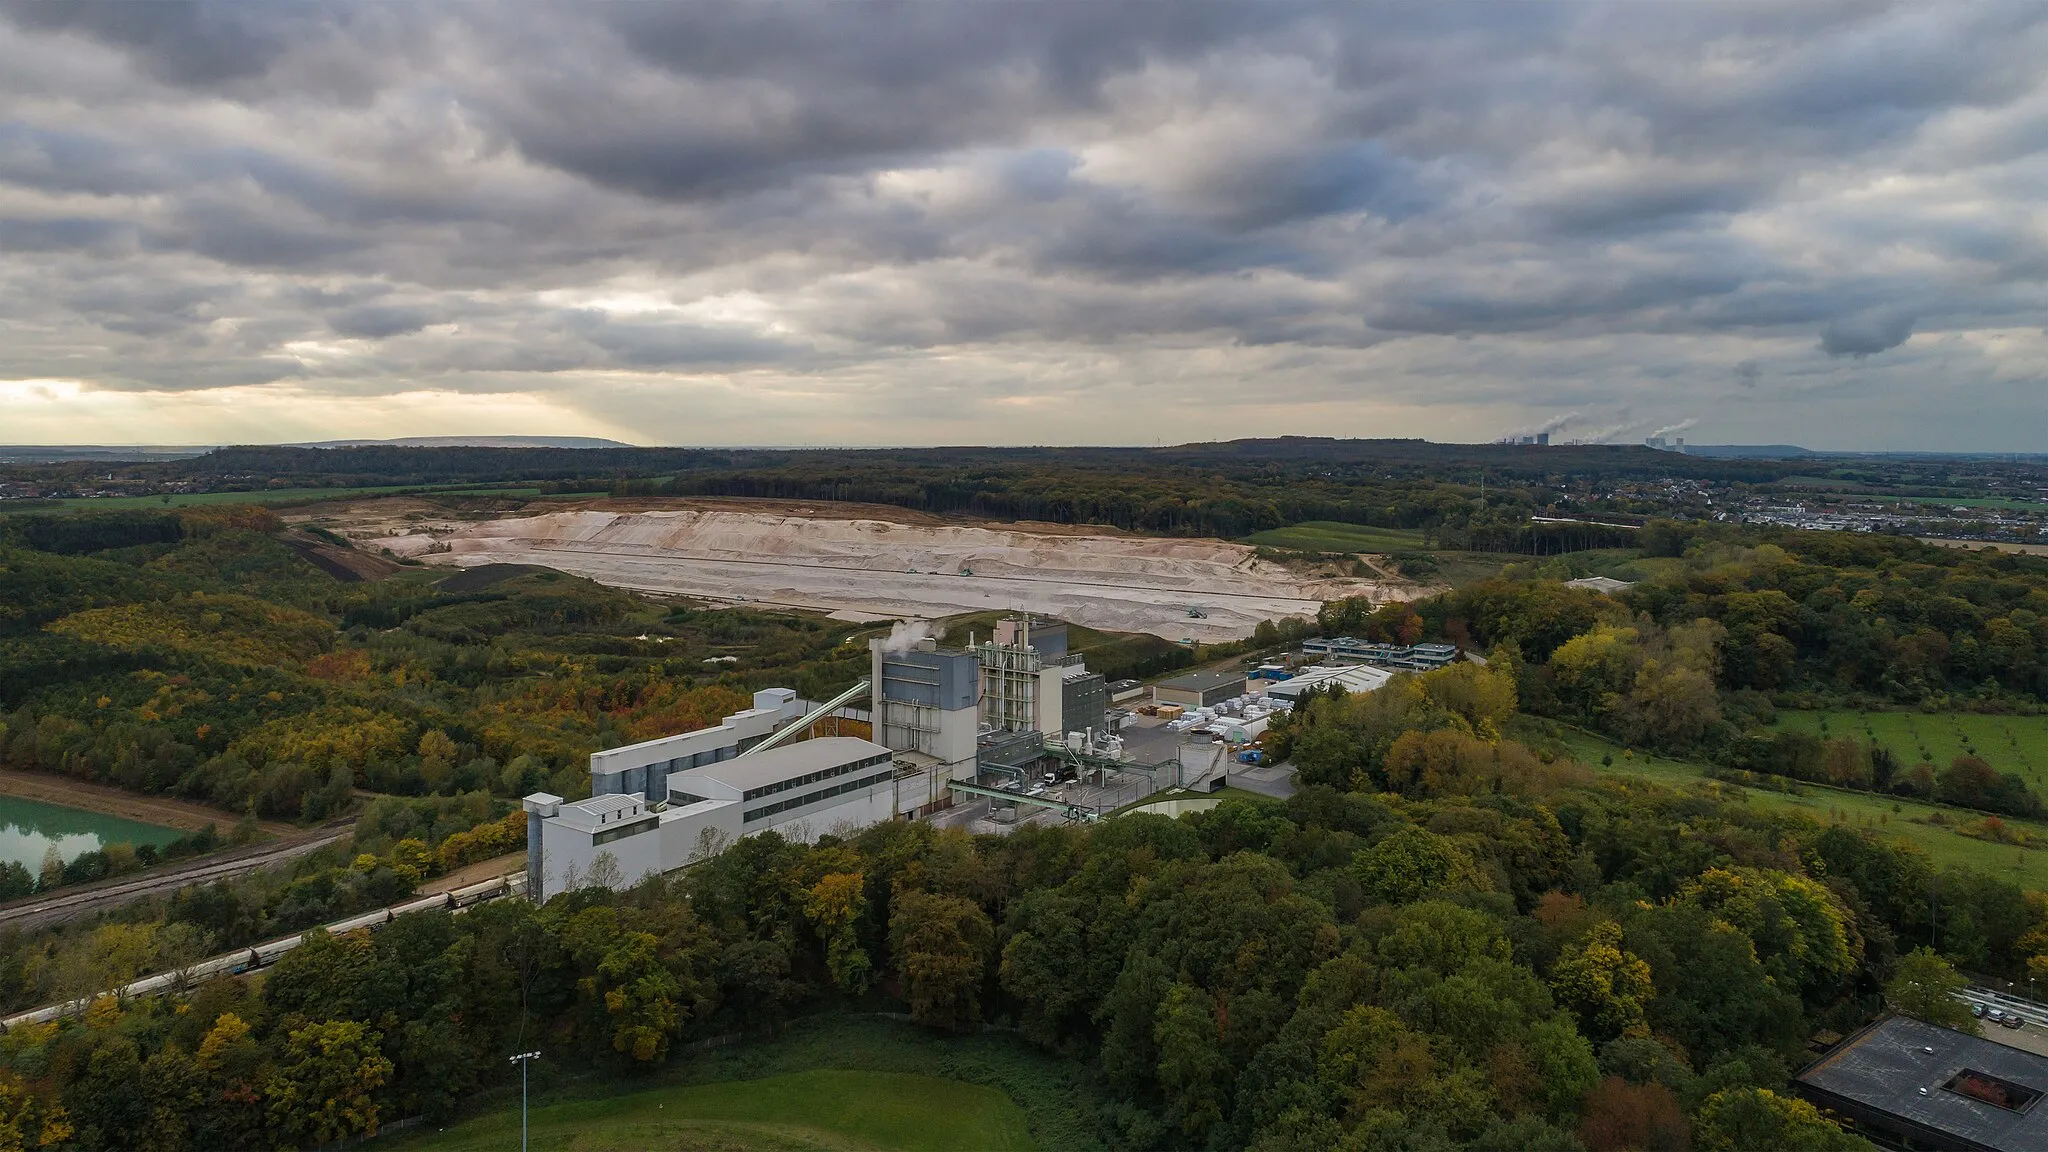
[3,465,2048,1148]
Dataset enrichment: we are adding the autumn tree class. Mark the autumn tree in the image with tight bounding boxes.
[192,1012,268,1150]
[0,1070,68,1152]
[1692,1087,1864,1151]
[1578,1076,1688,1152]
[1677,867,1860,1001]
[1355,827,1485,905]
[888,889,993,1029]
[1551,921,1655,1040]
[1884,947,1978,1034]
[1153,981,1229,1143]
[802,869,872,993]
[592,931,683,1061]
[266,1020,393,1147]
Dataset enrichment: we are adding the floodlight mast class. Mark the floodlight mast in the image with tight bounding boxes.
[508,1050,542,1152]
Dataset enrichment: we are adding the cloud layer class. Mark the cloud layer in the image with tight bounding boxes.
[2,1,2045,448]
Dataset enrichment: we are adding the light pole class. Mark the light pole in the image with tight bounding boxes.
[509,1050,541,1152]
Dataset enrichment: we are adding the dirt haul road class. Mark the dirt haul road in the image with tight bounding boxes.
[366,508,1414,641]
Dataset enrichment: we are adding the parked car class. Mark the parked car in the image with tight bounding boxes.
[1989,1008,2007,1023]
[1972,1002,1987,1018]
[2003,1015,2026,1030]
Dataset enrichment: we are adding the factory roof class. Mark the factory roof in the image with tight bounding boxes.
[677,736,893,793]
[1267,664,1394,698]
[1795,1015,2048,1152]
[1156,669,1246,692]
[551,793,655,834]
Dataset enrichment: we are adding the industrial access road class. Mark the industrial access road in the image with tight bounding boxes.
[0,824,352,933]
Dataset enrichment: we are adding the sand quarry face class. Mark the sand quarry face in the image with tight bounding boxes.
[362,506,1413,641]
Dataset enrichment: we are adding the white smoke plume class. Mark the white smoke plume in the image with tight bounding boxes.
[1648,418,1698,440]
[1499,411,1582,441]
[881,618,934,653]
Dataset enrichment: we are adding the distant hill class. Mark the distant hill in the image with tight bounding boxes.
[1674,444,1818,459]
[0,445,217,463]
[291,436,633,449]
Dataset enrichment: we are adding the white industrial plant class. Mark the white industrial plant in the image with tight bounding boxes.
[521,614,1446,901]
[524,615,1106,901]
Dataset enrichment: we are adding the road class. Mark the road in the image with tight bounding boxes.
[0,826,352,933]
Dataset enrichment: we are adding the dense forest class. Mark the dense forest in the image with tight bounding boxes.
[0,508,873,814]
[3,439,1789,546]
[1307,527,2048,825]
[2,681,2026,1149]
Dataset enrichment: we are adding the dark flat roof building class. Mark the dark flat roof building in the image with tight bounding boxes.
[1795,1015,2048,1151]
[1153,669,1245,709]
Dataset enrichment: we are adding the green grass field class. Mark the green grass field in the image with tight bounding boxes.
[378,1012,1103,1152]
[1769,709,2048,791]
[1242,521,1427,553]
[1546,726,2048,890]
[394,1069,1034,1152]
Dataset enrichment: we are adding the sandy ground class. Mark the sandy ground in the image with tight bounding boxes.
[336,504,1419,641]
[0,768,295,836]
[421,851,526,893]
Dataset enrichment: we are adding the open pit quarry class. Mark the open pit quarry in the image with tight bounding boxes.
[348,505,1418,641]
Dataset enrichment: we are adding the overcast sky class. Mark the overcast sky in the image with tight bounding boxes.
[3,2,2045,450]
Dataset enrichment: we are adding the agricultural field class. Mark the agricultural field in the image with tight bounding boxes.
[395,1069,1034,1152]
[1891,493,2045,512]
[18,485,424,511]
[1548,726,2048,890]
[1242,520,1427,553]
[1769,709,2048,791]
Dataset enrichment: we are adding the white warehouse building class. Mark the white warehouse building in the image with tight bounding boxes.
[1262,663,1394,703]
[525,734,896,901]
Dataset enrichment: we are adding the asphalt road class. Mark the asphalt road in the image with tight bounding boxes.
[0,826,351,932]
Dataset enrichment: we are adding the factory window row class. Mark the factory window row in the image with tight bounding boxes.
[741,753,892,803]
[743,770,894,824]
[591,818,655,846]
[655,744,738,775]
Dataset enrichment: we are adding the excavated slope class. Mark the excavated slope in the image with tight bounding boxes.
[377,509,1408,641]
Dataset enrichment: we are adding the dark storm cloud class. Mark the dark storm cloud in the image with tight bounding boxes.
[0,1,2045,446]
[1821,312,1917,358]
[0,124,166,196]
[1,0,296,86]
[492,1,1303,202]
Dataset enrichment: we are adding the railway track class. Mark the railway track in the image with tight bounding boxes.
[1,873,526,1030]
[0,827,351,933]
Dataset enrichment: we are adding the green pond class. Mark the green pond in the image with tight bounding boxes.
[0,796,182,872]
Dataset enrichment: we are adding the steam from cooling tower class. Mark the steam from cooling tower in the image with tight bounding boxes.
[1499,411,1581,442]
[1648,418,1698,440]
[881,619,934,653]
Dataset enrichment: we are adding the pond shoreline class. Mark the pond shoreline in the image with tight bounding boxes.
[0,768,291,837]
